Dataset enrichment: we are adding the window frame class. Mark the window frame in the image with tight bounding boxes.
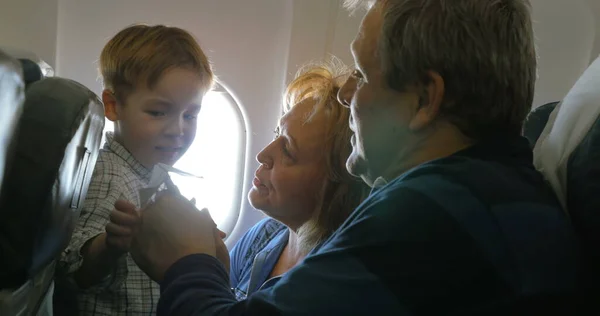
[206,81,248,236]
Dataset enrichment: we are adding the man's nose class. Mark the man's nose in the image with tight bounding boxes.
[337,78,354,108]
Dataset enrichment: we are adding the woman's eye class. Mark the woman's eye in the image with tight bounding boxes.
[282,145,291,157]
[281,140,297,162]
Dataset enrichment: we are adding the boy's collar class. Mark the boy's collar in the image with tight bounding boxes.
[104,132,152,180]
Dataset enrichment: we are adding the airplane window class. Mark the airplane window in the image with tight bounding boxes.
[102,85,247,234]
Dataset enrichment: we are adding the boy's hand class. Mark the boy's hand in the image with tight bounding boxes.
[105,200,141,255]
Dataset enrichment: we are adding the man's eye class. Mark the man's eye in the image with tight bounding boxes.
[351,70,364,82]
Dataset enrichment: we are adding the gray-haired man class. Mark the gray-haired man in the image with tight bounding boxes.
[127,1,580,314]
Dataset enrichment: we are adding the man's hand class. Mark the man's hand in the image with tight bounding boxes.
[105,200,141,255]
[129,192,218,282]
[215,228,230,275]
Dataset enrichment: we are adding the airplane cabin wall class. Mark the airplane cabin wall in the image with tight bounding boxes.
[285,0,362,84]
[0,0,598,246]
[0,0,58,68]
[530,0,596,108]
[587,0,600,61]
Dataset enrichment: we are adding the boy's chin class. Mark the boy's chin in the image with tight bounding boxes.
[158,160,177,167]
[156,153,182,166]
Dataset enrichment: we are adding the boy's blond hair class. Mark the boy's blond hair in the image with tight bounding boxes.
[99,24,213,102]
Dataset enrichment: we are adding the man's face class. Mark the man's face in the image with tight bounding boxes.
[338,5,419,187]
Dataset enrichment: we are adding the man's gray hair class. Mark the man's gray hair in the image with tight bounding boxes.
[343,0,375,11]
[345,0,537,139]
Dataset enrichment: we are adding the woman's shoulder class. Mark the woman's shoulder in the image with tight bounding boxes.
[229,218,287,287]
[255,218,287,236]
[233,218,286,255]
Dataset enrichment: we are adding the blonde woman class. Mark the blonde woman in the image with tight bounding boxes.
[229,59,369,299]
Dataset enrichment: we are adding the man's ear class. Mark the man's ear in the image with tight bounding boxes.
[102,89,120,122]
[408,71,445,131]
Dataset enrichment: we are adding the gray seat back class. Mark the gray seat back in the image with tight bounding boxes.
[0,59,104,315]
[532,56,600,307]
[0,49,25,192]
[523,101,559,148]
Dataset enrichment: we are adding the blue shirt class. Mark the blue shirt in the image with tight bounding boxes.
[157,136,580,315]
[229,218,288,300]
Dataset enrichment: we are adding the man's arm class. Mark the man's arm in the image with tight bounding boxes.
[157,186,489,315]
[159,251,405,316]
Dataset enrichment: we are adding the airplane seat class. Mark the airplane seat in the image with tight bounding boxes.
[0,57,105,316]
[532,55,600,309]
[18,59,45,85]
[0,50,25,193]
[523,101,559,148]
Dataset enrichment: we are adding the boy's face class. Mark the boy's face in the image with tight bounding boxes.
[104,68,206,169]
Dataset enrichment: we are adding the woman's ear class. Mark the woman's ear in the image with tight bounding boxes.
[408,71,445,131]
[102,89,120,122]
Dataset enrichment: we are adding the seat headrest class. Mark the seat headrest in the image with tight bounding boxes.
[523,101,559,148]
[0,49,25,192]
[0,47,54,78]
[0,77,104,288]
[533,56,600,209]
[18,59,43,85]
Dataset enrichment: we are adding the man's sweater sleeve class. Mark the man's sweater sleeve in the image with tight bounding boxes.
[158,249,404,316]
[157,185,478,315]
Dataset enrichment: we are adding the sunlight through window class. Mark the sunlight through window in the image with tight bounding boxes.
[174,90,245,232]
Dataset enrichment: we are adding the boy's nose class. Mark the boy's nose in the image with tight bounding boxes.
[164,117,185,137]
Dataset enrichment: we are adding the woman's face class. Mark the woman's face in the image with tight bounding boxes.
[248,99,328,230]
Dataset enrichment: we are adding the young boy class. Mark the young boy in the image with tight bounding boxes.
[55,24,213,315]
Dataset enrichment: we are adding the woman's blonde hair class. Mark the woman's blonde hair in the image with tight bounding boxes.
[284,57,370,251]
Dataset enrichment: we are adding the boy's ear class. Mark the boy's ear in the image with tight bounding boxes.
[102,89,120,122]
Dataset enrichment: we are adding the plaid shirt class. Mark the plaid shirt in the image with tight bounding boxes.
[57,132,159,315]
